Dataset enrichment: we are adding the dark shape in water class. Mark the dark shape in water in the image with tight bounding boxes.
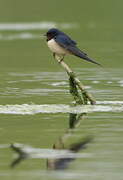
[10,144,28,168]
[47,136,92,170]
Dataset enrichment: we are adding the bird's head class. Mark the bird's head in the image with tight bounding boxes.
[45,28,60,41]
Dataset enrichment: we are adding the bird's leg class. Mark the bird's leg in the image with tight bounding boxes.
[59,56,64,63]
[53,53,64,63]
[57,56,65,63]
[53,52,55,59]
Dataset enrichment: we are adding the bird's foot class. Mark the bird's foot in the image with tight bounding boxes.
[58,58,64,63]
[53,53,64,63]
[58,56,64,63]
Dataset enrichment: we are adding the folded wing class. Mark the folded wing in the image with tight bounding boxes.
[54,35,101,66]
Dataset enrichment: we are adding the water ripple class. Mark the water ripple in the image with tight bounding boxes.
[0,22,78,31]
[0,101,122,115]
[9,143,90,159]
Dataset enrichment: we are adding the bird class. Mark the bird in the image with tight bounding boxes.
[45,28,101,66]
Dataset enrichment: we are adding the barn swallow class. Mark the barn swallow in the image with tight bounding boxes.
[45,28,101,66]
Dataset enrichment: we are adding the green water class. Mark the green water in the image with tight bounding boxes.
[0,0,123,179]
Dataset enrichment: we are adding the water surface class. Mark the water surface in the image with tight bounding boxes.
[0,0,123,179]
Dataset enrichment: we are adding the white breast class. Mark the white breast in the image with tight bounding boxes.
[47,39,68,55]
